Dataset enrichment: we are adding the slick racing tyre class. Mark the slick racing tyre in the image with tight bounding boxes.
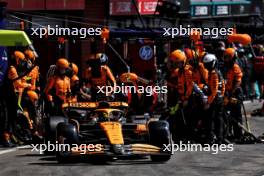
[44,116,68,154]
[56,122,79,163]
[148,120,172,162]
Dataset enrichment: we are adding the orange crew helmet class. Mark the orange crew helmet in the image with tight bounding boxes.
[169,50,186,68]
[14,51,25,64]
[71,75,79,87]
[71,75,79,82]
[27,90,39,103]
[56,58,69,69]
[71,63,79,75]
[120,73,138,83]
[170,50,186,63]
[224,48,236,60]
[24,49,35,62]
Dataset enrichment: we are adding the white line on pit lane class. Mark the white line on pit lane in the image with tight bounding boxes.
[0,148,16,155]
[243,100,251,104]
[17,145,31,149]
[0,145,31,155]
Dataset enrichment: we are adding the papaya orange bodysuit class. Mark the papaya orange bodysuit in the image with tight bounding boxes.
[8,66,31,90]
[27,66,39,91]
[207,70,219,104]
[45,76,71,103]
[171,66,193,101]
[189,63,208,89]
[225,63,243,93]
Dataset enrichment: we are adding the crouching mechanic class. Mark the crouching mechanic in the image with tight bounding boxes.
[85,53,116,101]
[203,54,225,144]
[224,48,244,141]
[44,58,71,115]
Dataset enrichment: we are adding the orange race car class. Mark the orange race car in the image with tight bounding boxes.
[44,101,172,163]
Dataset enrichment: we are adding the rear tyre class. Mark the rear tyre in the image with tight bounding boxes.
[148,120,172,162]
[44,116,67,155]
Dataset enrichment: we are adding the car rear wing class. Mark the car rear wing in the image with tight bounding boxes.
[62,102,129,109]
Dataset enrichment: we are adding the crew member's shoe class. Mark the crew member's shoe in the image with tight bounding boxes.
[10,134,24,146]
[32,131,43,144]
[2,132,16,147]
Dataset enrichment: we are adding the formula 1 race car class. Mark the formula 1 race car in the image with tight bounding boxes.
[44,101,172,163]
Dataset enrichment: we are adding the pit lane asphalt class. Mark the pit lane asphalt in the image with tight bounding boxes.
[0,101,263,176]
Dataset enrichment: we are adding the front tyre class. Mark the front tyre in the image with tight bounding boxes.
[148,120,172,162]
[56,122,78,163]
